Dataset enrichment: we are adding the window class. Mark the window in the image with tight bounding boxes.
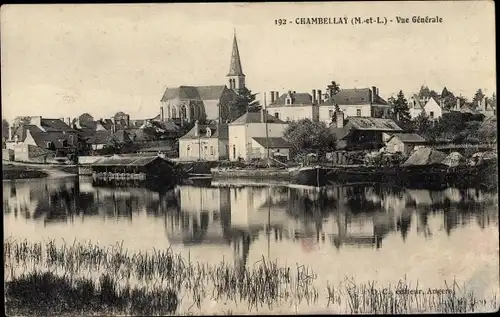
[356,109,362,117]
[68,135,74,145]
[274,112,279,119]
[206,128,212,137]
[210,146,214,155]
[285,98,292,105]
[329,110,334,118]
[429,111,434,118]
[172,107,177,119]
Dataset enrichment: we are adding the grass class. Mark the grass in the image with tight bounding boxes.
[4,238,499,315]
[4,238,318,314]
[5,271,178,316]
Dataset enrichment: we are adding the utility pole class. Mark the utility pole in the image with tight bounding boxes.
[264,92,270,168]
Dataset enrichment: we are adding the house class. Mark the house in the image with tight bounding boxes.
[408,94,426,119]
[161,32,247,123]
[319,86,390,124]
[330,110,403,150]
[5,117,79,162]
[422,97,445,120]
[178,121,229,161]
[383,133,427,156]
[476,96,496,118]
[266,90,319,122]
[250,137,292,161]
[228,110,289,161]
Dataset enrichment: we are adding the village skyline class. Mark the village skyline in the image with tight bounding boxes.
[1,2,496,121]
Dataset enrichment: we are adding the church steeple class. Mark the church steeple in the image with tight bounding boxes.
[227,30,245,91]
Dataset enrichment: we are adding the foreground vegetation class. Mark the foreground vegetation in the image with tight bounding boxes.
[4,238,498,314]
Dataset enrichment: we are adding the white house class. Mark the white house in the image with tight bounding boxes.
[228,110,289,161]
[178,121,229,161]
[423,97,444,120]
[319,86,391,124]
[265,90,319,122]
[408,94,426,119]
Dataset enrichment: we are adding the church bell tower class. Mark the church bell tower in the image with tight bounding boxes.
[227,31,246,92]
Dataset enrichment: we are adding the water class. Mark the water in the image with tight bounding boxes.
[3,176,499,313]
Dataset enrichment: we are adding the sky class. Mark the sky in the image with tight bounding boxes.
[1,1,496,122]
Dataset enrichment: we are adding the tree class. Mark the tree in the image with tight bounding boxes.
[414,112,432,136]
[327,80,340,98]
[114,111,129,119]
[440,87,456,110]
[489,93,497,108]
[233,87,260,117]
[11,116,31,131]
[283,119,336,160]
[471,89,486,108]
[390,90,412,130]
[2,119,9,140]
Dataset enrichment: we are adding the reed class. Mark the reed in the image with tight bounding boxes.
[326,276,499,314]
[4,238,318,314]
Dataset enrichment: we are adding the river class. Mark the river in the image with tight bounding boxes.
[3,176,499,314]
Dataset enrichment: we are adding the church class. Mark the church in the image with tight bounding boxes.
[160,32,247,123]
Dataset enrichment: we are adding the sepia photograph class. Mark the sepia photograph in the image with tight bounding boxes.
[1,1,498,315]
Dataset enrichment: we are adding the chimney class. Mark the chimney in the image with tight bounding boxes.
[371,86,377,102]
[160,107,164,121]
[260,108,265,123]
[8,125,13,141]
[194,120,199,137]
[270,91,275,103]
[336,110,344,128]
[317,90,322,104]
[312,89,316,104]
[76,117,80,129]
[456,98,461,111]
[126,114,130,127]
[66,117,71,126]
[31,116,42,129]
[275,91,280,102]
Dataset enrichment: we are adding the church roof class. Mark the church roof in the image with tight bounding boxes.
[227,33,244,76]
[160,85,228,102]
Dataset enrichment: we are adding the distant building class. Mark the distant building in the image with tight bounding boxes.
[422,97,445,121]
[160,32,247,123]
[228,110,289,161]
[408,94,426,119]
[250,137,292,161]
[266,90,319,122]
[178,121,229,161]
[383,133,427,156]
[5,116,78,162]
[476,96,496,118]
[330,111,403,150]
[319,86,390,124]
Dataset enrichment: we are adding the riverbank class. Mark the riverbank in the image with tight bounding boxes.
[2,161,78,180]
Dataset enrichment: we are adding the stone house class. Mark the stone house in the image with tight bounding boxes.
[319,86,391,124]
[266,90,319,122]
[228,110,289,161]
[178,121,229,161]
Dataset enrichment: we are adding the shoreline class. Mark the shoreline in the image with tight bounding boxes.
[2,161,78,180]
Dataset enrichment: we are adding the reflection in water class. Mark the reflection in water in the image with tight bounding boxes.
[3,178,498,269]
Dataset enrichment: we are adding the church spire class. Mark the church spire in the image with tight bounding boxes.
[227,31,244,77]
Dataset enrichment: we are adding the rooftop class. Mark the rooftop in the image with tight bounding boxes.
[389,133,427,143]
[230,111,286,125]
[160,85,231,102]
[92,155,173,167]
[323,88,388,106]
[270,92,313,106]
[180,123,229,140]
[347,117,403,131]
[252,137,292,149]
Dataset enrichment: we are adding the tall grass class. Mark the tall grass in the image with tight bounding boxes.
[4,238,498,314]
[4,238,318,314]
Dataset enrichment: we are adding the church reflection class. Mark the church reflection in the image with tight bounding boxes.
[3,178,498,265]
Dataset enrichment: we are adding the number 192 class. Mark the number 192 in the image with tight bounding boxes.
[275,19,287,26]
